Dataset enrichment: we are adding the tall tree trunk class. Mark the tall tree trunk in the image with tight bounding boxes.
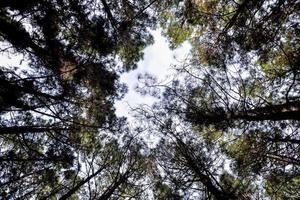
[189,101,300,125]
[98,173,128,200]
[233,101,300,121]
[58,166,106,200]
[184,154,236,200]
[267,153,300,166]
[100,0,117,28]
[176,139,237,200]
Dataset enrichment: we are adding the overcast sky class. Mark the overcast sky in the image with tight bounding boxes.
[115,29,191,119]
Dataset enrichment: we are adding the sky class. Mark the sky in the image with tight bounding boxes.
[0,47,24,66]
[115,29,191,120]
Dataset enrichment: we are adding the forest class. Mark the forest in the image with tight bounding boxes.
[0,0,299,199]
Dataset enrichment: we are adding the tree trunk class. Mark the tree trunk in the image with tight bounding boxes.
[176,139,237,200]
[189,101,300,125]
[184,154,236,200]
[267,154,300,166]
[98,173,128,200]
[58,166,106,200]
[233,101,300,121]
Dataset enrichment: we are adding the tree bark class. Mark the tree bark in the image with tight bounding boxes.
[267,154,300,166]
[176,139,237,200]
[184,154,236,200]
[189,101,300,125]
[98,173,128,200]
[58,166,106,200]
[100,0,117,28]
[233,101,300,121]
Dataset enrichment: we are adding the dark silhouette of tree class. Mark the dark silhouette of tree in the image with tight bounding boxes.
[0,0,157,198]
[133,0,300,198]
[133,104,256,199]
[1,0,300,199]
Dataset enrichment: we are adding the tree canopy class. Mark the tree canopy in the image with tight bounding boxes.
[0,0,299,199]
[140,0,300,198]
[0,0,155,198]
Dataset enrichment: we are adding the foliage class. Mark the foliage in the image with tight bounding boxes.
[1,0,300,199]
[0,0,156,198]
[137,0,300,198]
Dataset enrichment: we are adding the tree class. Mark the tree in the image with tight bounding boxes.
[0,120,155,199]
[133,105,252,199]
[135,0,300,198]
[1,0,299,198]
[0,0,157,198]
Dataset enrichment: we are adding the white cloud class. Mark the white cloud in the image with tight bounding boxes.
[115,29,191,119]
